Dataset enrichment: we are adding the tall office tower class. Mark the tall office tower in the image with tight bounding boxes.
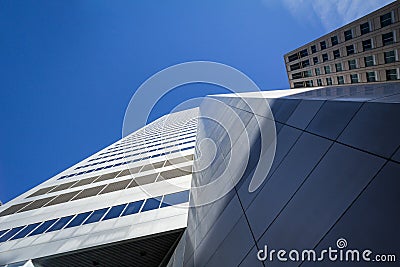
[1,83,400,267]
[0,108,198,266]
[284,1,400,89]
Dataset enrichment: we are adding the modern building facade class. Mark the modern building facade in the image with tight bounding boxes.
[284,1,400,88]
[0,108,198,266]
[168,82,400,267]
[1,3,400,266]
[0,82,399,266]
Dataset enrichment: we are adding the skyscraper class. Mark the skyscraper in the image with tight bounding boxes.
[284,1,399,88]
[0,108,198,266]
[1,83,400,267]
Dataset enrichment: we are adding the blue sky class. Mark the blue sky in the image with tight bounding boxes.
[0,0,393,203]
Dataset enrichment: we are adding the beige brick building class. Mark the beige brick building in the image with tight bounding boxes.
[284,1,400,88]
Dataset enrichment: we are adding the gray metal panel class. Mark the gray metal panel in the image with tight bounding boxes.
[303,161,400,266]
[338,102,400,158]
[245,132,332,240]
[236,123,303,209]
[370,92,400,103]
[306,100,363,140]
[238,246,264,267]
[286,99,325,130]
[269,98,301,123]
[257,143,385,252]
[392,147,400,162]
[204,215,255,267]
[187,193,243,267]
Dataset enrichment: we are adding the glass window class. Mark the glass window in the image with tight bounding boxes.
[333,49,340,59]
[382,32,394,46]
[337,76,345,84]
[322,53,328,62]
[360,22,370,35]
[290,63,301,71]
[346,45,355,55]
[313,56,318,64]
[380,12,393,28]
[350,74,359,83]
[121,200,144,216]
[326,77,333,85]
[366,72,377,82]
[348,59,357,70]
[288,54,298,62]
[317,79,323,86]
[0,226,24,242]
[364,55,375,67]
[65,212,92,228]
[335,63,343,72]
[292,72,302,80]
[161,190,190,207]
[0,229,9,238]
[46,216,74,232]
[303,70,312,78]
[315,68,321,76]
[10,223,41,240]
[362,39,372,51]
[28,219,58,236]
[311,45,317,53]
[103,204,127,220]
[386,69,398,80]
[141,197,162,212]
[344,29,353,41]
[320,41,327,50]
[293,82,304,88]
[83,208,109,224]
[324,65,331,74]
[305,80,313,87]
[384,50,396,63]
[299,49,308,58]
[301,59,310,67]
[331,36,338,46]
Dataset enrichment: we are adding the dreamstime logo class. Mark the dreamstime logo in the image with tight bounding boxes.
[257,238,397,263]
[336,238,347,249]
[122,61,277,207]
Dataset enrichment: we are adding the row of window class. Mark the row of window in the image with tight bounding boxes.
[88,133,196,163]
[27,155,193,199]
[106,127,197,155]
[288,11,395,62]
[76,139,195,171]
[293,69,399,88]
[0,190,190,244]
[290,31,396,71]
[111,125,197,151]
[119,118,198,143]
[118,123,197,147]
[0,165,192,217]
[101,127,197,158]
[292,50,398,80]
[57,145,195,180]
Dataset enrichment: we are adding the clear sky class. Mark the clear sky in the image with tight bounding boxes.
[0,0,394,203]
